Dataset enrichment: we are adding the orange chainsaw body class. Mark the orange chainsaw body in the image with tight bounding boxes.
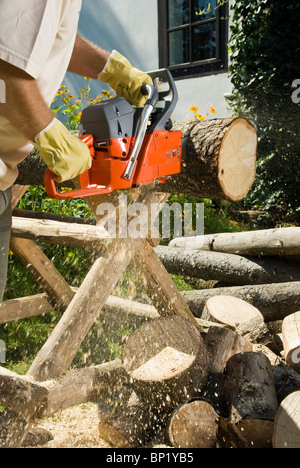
[44,69,183,199]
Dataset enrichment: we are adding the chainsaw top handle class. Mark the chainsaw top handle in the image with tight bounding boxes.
[141,83,159,109]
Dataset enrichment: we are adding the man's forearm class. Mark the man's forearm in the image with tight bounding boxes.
[0,60,54,141]
[68,35,110,79]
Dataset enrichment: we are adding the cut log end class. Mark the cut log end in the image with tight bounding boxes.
[167,400,219,448]
[218,118,257,202]
[122,316,210,406]
[273,391,300,448]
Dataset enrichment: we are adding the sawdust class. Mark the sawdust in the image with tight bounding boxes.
[32,403,111,448]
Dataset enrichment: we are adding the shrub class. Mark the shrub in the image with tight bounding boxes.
[229,0,300,226]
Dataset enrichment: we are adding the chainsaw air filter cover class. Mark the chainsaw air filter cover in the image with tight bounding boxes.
[79,97,136,140]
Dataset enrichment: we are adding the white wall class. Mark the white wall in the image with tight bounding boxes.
[63,0,234,121]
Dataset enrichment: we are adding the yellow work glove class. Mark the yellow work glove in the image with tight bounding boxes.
[98,50,153,107]
[33,118,92,183]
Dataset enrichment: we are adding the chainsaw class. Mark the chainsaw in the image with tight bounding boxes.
[44,69,182,199]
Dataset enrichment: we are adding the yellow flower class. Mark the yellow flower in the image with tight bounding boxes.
[79,89,85,93]
[59,85,66,89]
[78,112,82,119]
[64,89,70,94]
[190,106,199,113]
[75,100,81,103]
[56,90,63,96]
[102,90,110,97]
[84,76,89,80]
[209,106,217,114]
[196,114,206,121]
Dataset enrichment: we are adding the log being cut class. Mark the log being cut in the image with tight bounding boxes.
[16,117,257,202]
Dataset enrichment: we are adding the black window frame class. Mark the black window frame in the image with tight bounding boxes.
[158,0,229,80]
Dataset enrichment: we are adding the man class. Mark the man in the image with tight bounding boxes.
[0,0,152,302]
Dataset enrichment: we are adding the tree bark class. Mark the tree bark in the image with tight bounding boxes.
[203,327,252,413]
[170,227,300,257]
[223,351,278,448]
[16,117,257,202]
[155,245,300,285]
[12,218,300,285]
[182,282,300,323]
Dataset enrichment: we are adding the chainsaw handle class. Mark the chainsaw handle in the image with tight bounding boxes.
[141,83,159,108]
[123,84,159,181]
[44,168,113,199]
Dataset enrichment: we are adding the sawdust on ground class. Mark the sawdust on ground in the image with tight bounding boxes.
[33,403,111,448]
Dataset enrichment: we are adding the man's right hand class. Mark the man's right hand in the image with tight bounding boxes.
[33,118,92,183]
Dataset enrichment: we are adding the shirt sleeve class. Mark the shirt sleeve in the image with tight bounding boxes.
[0,0,62,78]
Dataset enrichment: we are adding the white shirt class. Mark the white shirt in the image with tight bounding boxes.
[0,0,82,191]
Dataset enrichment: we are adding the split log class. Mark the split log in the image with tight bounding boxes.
[273,391,300,448]
[182,282,300,323]
[170,227,300,257]
[167,400,219,448]
[223,352,278,448]
[16,117,257,202]
[282,312,300,374]
[122,316,210,408]
[155,246,300,285]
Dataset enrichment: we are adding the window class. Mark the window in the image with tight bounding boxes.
[158,0,229,79]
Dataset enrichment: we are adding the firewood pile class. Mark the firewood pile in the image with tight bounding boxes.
[97,295,300,449]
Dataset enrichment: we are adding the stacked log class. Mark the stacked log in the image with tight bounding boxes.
[1,294,300,448]
[95,296,300,448]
